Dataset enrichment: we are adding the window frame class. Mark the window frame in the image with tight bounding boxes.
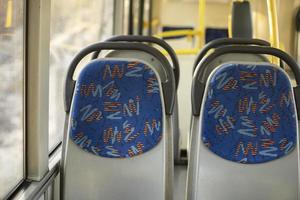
[25,0,51,181]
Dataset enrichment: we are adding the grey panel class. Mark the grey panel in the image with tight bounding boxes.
[231,1,253,38]
[174,165,187,200]
[64,138,165,200]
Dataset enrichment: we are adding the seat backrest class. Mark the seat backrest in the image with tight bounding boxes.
[187,62,299,200]
[62,58,173,200]
[202,63,297,163]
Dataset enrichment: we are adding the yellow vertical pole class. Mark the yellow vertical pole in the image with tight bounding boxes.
[5,0,13,28]
[198,0,205,48]
[267,0,280,65]
[228,1,232,38]
[228,14,232,38]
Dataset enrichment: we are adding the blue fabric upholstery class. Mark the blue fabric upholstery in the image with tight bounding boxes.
[201,63,297,164]
[69,60,163,158]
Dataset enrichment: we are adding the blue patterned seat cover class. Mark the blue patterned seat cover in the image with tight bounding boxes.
[201,63,297,164]
[69,60,163,158]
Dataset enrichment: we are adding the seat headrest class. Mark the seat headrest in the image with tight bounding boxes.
[201,63,297,164]
[69,60,163,158]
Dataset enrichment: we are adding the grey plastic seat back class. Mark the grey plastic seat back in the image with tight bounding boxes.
[187,45,300,200]
[61,43,175,200]
[187,53,269,200]
[188,62,299,200]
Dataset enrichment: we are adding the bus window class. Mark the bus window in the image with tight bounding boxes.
[0,0,25,198]
[49,0,113,152]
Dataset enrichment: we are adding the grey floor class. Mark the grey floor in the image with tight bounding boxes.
[174,165,187,200]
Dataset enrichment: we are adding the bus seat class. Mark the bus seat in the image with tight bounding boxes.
[62,42,175,200]
[187,61,299,200]
[188,38,270,154]
[90,35,182,163]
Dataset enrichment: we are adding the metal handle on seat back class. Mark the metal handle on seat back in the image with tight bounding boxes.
[64,42,175,115]
[193,38,271,72]
[91,35,180,89]
[192,45,300,116]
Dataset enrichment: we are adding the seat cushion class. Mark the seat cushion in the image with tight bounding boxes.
[201,63,297,164]
[69,60,163,158]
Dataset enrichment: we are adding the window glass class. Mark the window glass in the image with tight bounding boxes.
[0,0,25,198]
[49,0,114,151]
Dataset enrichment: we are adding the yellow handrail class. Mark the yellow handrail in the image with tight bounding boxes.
[5,0,13,28]
[198,0,206,48]
[228,13,232,38]
[267,0,280,65]
[155,30,202,38]
[154,29,202,55]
